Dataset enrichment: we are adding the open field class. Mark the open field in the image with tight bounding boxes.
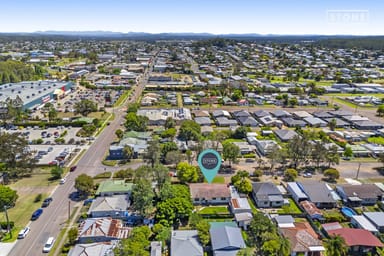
[0,169,56,241]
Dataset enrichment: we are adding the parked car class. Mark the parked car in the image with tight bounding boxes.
[69,166,77,172]
[42,237,55,253]
[17,227,31,239]
[31,208,43,220]
[42,198,53,207]
[59,178,66,184]
[303,173,312,178]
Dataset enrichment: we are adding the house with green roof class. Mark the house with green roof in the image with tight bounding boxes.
[95,180,133,197]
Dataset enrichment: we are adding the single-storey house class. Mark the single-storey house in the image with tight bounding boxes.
[192,109,210,117]
[189,183,231,205]
[77,218,131,243]
[251,182,284,208]
[171,230,203,256]
[88,195,130,218]
[253,110,270,118]
[300,200,323,220]
[351,215,379,234]
[272,109,292,118]
[298,181,337,208]
[287,182,308,203]
[325,227,383,255]
[279,222,325,256]
[281,117,307,128]
[237,116,259,127]
[68,242,116,256]
[212,110,231,118]
[232,142,256,155]
[274,129,298,142]
[251,139,281,156]
[312,111,334,119]
[336,184,383,206]
[232,110,251,118]
[304,116,327,127]
[215,117,238,127]
[323,118,350,128]
[354,121,383,130]
[210,226,246,256]
[363,212,384,233]
[258,115,283,127]
[292,111,312,119]
[194,116,212,126]
[234,212,253,230]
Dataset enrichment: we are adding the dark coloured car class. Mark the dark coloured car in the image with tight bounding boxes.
[69,166,77,172]
[42,198,53,207]
[31,208,43,220]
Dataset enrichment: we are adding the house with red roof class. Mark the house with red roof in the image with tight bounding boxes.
[324,227,383,255]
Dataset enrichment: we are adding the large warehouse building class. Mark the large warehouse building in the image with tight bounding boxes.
[0,80,74,110]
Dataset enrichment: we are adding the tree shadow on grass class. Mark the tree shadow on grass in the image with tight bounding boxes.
[374,166,384,176]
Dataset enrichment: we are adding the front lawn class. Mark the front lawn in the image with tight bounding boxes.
[277,199,302,214]
[204,176,225,184]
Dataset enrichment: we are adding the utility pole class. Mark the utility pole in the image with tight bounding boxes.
[355,162,361,179]
[68,201,71,220]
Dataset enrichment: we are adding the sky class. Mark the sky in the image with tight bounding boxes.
[0,0,383,35]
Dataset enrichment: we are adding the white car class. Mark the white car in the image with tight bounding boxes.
[43,237,55,253]
[17,227,30,239]
[59,178,66,184]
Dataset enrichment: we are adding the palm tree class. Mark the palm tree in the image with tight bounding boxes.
[122,145,134,162]
[324,235,348,256]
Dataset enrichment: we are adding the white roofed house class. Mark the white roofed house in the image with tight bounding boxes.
[87,195,130,218]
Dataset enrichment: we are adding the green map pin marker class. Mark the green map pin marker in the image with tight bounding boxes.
[198,149,221,184]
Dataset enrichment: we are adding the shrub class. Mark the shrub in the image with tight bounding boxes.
[0,221,14,229]
[34,193,43,202]
[93,172,111,179]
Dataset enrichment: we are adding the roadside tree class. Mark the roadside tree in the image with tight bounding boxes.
[0,185,18,209]
[74,174,94,195]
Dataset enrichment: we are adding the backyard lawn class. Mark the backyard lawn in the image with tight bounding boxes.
[277,199,302,214]
[198,206,230,215]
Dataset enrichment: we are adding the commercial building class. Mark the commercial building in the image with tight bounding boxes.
[0,80,74,110]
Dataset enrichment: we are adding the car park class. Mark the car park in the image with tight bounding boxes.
[42,237,55,253]
[31,208,43,220]
[17,227,31,239]
[42,197,53,207]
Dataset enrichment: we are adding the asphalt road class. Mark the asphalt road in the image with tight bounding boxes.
[8,53,157,256]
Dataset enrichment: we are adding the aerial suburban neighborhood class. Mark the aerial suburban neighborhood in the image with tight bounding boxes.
[0,1,384,256]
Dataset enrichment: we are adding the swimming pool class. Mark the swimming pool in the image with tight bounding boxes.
[341,206,357,217]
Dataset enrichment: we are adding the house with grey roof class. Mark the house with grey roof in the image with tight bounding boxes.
[251,182,284,208]
[274,129,298,142]
[171,230,203,256]
[272,110,292,118]
[292,111,312,119]
[237,116,259,127]
[68,242,116,256]
[336,184,383,206]
[88,195,130,218]
[212,110,231,118]
[251,138,281,156]
[281,117,307,127]
[232,110,251,118]
[194,116,212,126]
[303,116,327,127]
[299,181,337,208]
[210,226,246,256]
[312,111,334,119]
[354,121,383,130]
[258,115,282,127]
[215,117,238,127]
[323,118,350,128]
[363,212,384,232]
[253,110,270,118]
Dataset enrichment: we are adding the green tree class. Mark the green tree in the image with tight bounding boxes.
[312,141,328,168]
[115,129,124,139]
[222,142,240,167]
[122,145,134,161]
[160,128,177,139]
[160,142,178,160]
[343,146,353,158]
[178,120,201,145]
[164,117,176,129]
[288,97,298,107]
[114,226,151,256]
[329,118,337,131]
[323,168,340,182]
[0,132,37,178]
[74,99,98,117]
[48,108,57,122]
[0,185,18,209]
[50,166,63,179]
[233,126,249,139]
[132,179,154,217]
[165,151,184,166]
[152,164,170,193]
[143,139,161,168]
[125,112,149,132]
[67,227,78,245]
[156,197,193,226]
[196,219,210,246]
[176,162,199,183]
[324,235,348,256]
[325,145,340,167]
[377,105,384,117]
[287,135,312,169]
[284,168,298,182]
[152,223,170,244]
[74,174,94,195]
[231,171,252,193]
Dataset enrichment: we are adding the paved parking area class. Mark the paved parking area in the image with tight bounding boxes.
[28,144,85,165]
[7,127,82,144]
